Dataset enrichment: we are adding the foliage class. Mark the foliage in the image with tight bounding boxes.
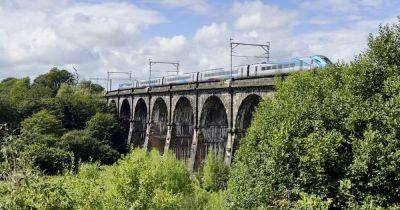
[80,80,105,94]
[20,109,64,137]
[0,67,122,175]
[32,67,75,96]
[59,130,120,165]
[0,149,198,209]
[0,78,39,128]
[228,19,400,209]
[86,112,125,151]
[43,83,112,131]
[22,144,73,175]
[202,148,229,192]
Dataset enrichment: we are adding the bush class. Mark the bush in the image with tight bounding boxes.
[202,148,229,192]
[228,20,400,209]
[1,149,196,209]
[86,112,125,151]
[59,130,120,165]
[53,84,101,130]
[22,144,73,175]
[20,109,64,137]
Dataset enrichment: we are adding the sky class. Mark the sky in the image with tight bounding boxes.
[0,0,399,84]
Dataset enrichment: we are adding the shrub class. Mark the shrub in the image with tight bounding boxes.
[22,144,73,175]
[202,148,229,192]
[228,20,400,209]
[59,130,120,165]
[86,112,125,151]
[20,109,64,137]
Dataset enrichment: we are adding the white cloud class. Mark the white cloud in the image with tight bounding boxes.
[232,1,298,30]
[300,0,387,13]
[142,0,211,14]
[0,0,165,79]
[0,0,397,85]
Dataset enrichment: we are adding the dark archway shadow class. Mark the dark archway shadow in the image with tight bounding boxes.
[133,98,147,148]
[195,96,228,170]
[120,99,131,141]
[149,98,168,154]
[171,97,194,162]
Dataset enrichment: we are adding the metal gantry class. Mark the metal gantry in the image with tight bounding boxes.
[230,38,271,79]
[107,71,132,91]
[148,59,180,87]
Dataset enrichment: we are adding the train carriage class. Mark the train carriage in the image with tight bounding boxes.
[117,55,332,89]
[164,72,198,85]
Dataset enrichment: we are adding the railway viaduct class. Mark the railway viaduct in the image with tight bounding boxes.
[106,76,277,170]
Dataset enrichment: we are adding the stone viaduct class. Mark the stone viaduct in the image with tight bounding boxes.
[106,76,277,170]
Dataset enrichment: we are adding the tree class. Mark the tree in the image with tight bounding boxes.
[22,143,73,175]
[59,130,120,165]
[202,148,229,192]
[79,80,105,94]
[0,77,40,126]
[86,113,125,151]
[20,110,64,137]
[32,68,75,96]
[51,84,98,130]
[228,20,400,209]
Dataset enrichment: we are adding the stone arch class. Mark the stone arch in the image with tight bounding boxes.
[195,95,228,170]
[120,99,131,140]
[149,97,168,153]
[132,98,147,148]
[233,94,262,158]
[171,97,194,161]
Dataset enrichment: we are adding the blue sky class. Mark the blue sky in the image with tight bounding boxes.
[0,0,399,82]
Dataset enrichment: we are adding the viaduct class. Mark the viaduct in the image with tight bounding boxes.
[106,76,277,170]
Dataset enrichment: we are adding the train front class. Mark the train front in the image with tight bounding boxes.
[311,55,332,68]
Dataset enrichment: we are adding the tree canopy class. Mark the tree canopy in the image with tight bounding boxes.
[228,19,400,209]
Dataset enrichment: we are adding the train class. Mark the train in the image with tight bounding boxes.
[117,55,332,89]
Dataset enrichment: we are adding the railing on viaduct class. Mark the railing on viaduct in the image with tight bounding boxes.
[106,76,277,170]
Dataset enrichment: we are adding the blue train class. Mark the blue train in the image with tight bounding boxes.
[117,55,331,89]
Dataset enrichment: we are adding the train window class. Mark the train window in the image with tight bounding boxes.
[255,66,258,71]
[262,67,266,70]
[272,65,277,69]
[267,66,271,70]
[283,64,289,68]
[290,63,295,67]
[278,64,282,69]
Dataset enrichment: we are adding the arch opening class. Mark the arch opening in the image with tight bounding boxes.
[233,94,261,158]
[195,96,228,170]
[120,99,131,141]
[149,98,168,153]
[172,97,194,161]
[133,98,147,148]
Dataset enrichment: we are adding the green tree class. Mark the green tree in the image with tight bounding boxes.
[20,110,64,137]
[51,84,99,130]
[79,80,105,94]
[86,112,125,151]
[202,148,229,192]
[22,144,73,175]
[228,20,400,209]
[59,130,120,165]
[32,67,75,96]
[0,77,40,126]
